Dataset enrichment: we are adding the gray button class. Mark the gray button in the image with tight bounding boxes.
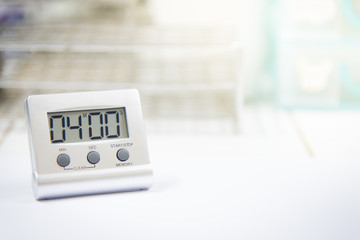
[87,151,100,164]
[57,154,70,167]
[117,148,129,161]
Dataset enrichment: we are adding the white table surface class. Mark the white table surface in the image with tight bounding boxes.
[1,152,359,240]
[1,108,360,240]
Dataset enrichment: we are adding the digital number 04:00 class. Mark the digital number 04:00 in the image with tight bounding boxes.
[48,108,128,144]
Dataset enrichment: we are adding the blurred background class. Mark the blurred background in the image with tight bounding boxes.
[1,2,360,239]
[0,0,360,158]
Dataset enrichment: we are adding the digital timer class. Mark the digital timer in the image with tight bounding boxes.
[25,89,153,200]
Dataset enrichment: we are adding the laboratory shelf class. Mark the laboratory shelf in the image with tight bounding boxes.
[0,10,242,133]
[0,51,239,90]
[0,22,237,53]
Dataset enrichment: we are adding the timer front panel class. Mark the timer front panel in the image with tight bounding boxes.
[25,90,151,175]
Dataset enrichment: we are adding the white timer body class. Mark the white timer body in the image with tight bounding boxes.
[24,89,153,200]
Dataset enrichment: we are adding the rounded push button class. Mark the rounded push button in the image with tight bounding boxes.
[117,148,129,161]
[87,151,100,164]
[57,154,70,167]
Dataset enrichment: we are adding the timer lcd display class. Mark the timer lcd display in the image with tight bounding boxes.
[47,107,128,144]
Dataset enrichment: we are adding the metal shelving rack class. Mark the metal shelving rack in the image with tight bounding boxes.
[0,0,242,133]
